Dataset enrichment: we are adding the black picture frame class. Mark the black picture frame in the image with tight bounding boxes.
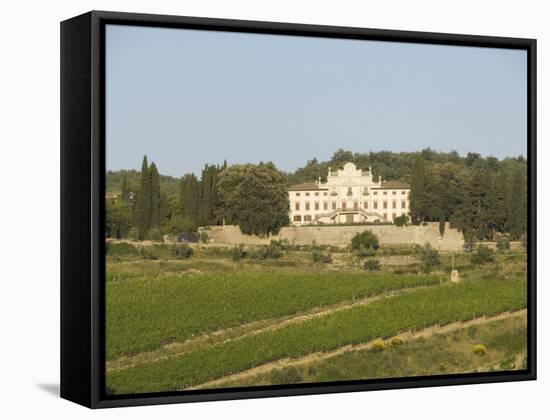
[60,10,537,409]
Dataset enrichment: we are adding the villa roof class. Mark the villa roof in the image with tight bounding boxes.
[374,181,411,190]
[288,182,328,191]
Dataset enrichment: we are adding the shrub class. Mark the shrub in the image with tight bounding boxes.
[249,244,282,260]
[473,344,487,356]
[146,228,164,242]
[166,216,198,236]
[199,231,209,244]
[140,247,159,260]
[351,231,379,252]
[312,250,332,264]
[171,243,193,259]
[363,259,381,271]
[231,245,246,262]
[106,242,139,257]
[393,214,409,227]
[127,227,139,241]
[390,336,403,346]
[419,243,440,272]
[269,366,303,384]
[496,235,511,252]
[371,339,387,352]
[356,245,376,258]
[471,245,495,265]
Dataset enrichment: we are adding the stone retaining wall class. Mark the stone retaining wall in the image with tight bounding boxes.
[201,222,465,251]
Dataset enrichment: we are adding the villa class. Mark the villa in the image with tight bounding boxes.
[288,162,410,225]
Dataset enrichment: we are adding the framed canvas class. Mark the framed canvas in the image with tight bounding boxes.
[60,10,536,408]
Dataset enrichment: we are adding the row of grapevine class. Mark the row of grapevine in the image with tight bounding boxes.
[108,276,526,394]
[106,270,440,360]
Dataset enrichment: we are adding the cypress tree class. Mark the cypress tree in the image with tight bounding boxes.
[150,162,161,229]
[121,175,130,202]
[505,165,527,240]
[486,170,507,239]
[159,191,169,228]
[409,156,430,224]
[135,155,151,239]
[179,174,200,224]
[199,165,212,225]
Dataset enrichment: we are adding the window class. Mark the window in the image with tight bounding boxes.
[347,187,353,196]
[383,213,388,220]
[342,202,347,209]
[401,201,406,209]
[364,202,368,209]
[295,203,300,210]
[383,191,387,195]
[383,201,387,209]
[305,202,310,210]
[402,191,406,195]
[296,192,301,197]
[304,215,312,222]
[332,202,336,210]
[373,191,378,195]
[374,202,378,209]
[392,213,397,220]
[305,192,310,196]
[293,215,302,222]
[354,202,358,209]
[323,192,328,196]
[392,200,396,209]
[315,192,319,196]
[315,202,319,210]
[323,202,328,210]
[392,191,396,195]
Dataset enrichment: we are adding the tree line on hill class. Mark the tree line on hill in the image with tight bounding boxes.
[106,156,289,239]
[106,148,527,243]
[409,155,527,242]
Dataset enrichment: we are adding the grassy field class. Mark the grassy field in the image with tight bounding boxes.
[105,242,527,395]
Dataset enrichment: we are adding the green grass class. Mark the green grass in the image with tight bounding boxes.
[106,242,140,257]
[107,276,526,394]
[106,269,440,359]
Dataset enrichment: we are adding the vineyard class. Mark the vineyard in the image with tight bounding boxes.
[105,243,527,395]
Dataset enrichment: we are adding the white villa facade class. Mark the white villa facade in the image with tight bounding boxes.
[288,162,410,226]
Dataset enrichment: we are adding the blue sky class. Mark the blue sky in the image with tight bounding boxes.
[106,24,527,177]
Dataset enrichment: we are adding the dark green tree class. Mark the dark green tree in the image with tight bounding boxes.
[149,162,161,229]
[429,162,466,225]
[198,164,223,225]
[120,175,131,202]
[179,174,200,223]
[106,197,133,239]
[505,164,527,240]
[409,156,430,224]
[135,156,152,239]
[218,163,289,236]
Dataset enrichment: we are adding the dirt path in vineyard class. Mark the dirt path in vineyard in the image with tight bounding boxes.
[186,309,527,390]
